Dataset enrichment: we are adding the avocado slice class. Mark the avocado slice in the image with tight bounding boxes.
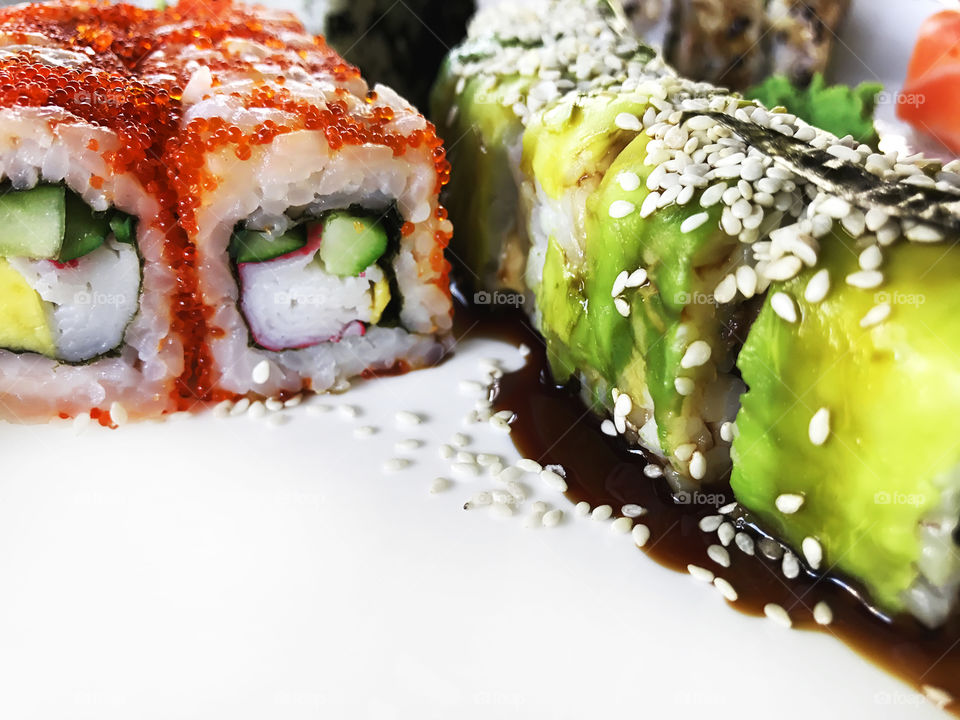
[230,225,307,264]
[732,231,960,621]
[108,213,136,244]
[58,191,110,262]
[0,258,54,356]
[317,212,388,277]
[0,184,65,259]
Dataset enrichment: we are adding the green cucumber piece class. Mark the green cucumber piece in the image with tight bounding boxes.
[229,226,307,264]
[317,212,388,277]
[109,213,136,244]
[59,191,109,262]
[0,184,65,259]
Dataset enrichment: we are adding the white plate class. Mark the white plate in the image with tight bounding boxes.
[0,1,953,719]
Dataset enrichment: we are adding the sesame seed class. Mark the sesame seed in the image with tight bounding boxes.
[717,522,735,547]
[575,501,591,517]
[611,270,629,297]
[284,395,302,408]
[383,458,411,472]
[674,377,695,395]
[860,303,891,328]
[700,182,726,207]
[707,544,731,567]
[497,466,523,484]
[617,170,641,191]
[456,450,475,464]
[713,577,738,601]
[609,200,636,218]
[524,511,545,528]
[905,223,943,243]
[782,552,800,579]
[338,404,359,419]
[804,268,830,303]
[476,453,500,466]
[493,410,515,422]
[542,509,564,527]
[396,438,423,451]
[614,112,641,131]
[490,502,514,518]
[680,211,709,234]
[763,603,793,628]
[614,297,631,317]
[489,417,511,433]
[591,504,613,521]
[73,412,91,434]
[639,191,660,218]
[518,343,531,357]
[230,398,251,417]
[632,523,651,547]
[719,421,734,442]
[109,401,128,426]
[540,469,568,492]
[395,410,423,426]
[459,379,486,395]
[858,245,882,271]
[611,516,634,533]
[265,398,284,412]
[845,270,883,289]
[718,502,738,515]
[429,477,450,494]
[802,537,823,569]
[465,491,491,508]
[452,462,481,477]
[808,407,831,446]
[699,515,723,532]
[735,266,758,298]
[770,292,798,323]
[531,501,548,514]
[438,444,455,459]
[354,425,377,438]
[680,340,711,369]
[600,419,617,436]
[451,433,470,447]
[251,360,271,385]
[713,274,737,304]
[764,255,803,281]
[625,268,648,287]
[687,564,715,582]
[621,503,646,518]
[689,451,707,480]
[818,196,851,219]
[735,532,755,555]
[775,493,805,514]
[643,464,663,478]
[213,400,233,418]
[922,685,953,709]
[614,392,632,417]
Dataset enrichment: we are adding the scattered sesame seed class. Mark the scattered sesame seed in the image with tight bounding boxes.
[456,450,476,464]
[770,292,798,323]
[451,433,471,447]
[614,112,641,131]
[687,564,715,582]
[775,493,805,514]
[643,464,663,478]
[719,421,735,443]
[621,504,646,518]
[518,343,531,358]
[905,223,944,243]
[452,462,481,477]
[600,419,617,436]
[717,522,735,547]
[540,469,568,492]
[858,245,882,271]
[283,395,302,408]
[817,196,850,219]
[713,577,739,602]
[383,458,411,472]
[395,438,423,451]
[639,191,660,218]
[459,379,486,395]
[735,532,755,555]
[609,200,636,219]
[230,398,251,417]
[674,377,695,395]
[592,504,613,521]
[632,523,651,547]
[109,401,128,426]
[625,268,648,287]
[707,544,731,568]
[439,444,455,459]
[476,453,500,466]
[490,502,514,518]
[465,491,491,509]
[611,270,629,297]
[713,274,737,304]
[542,509,564,527]
[524,511,545,528]
[213,400,233,418]
[73,412,91,434]
[808,407,831,446]
[611,516,634,533]
[680,211,709,234]
[517,458,542,473]
[922,686,953,709]
[306,402,332,417]
[782,552,800,579]
[617,170,641,191]
[735,266,758,298]
[489,417,512,433]
[338,404,359,419]
[265,398,284,412]
[763,603,793,628]
[860,303,891,328]
[430,477,451,494]
[354,425,377,438]
[802,537,823,569]
[614,297,631,317]
[251,360,271,385]
[813,601,833,625]
[680,340,711,369]
[689,451,707,480]
[575,501,591,516]
[803,268,830,303]
[700,182,726,207]
[699,515,723,532]
[395,410,423,426]
[845,270,883,289]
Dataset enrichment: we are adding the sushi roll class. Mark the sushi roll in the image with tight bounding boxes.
[0,11,186,422]
[433,0,960,625]
[139,3,454,398]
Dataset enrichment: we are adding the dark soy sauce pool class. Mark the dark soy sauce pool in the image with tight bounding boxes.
[454,298,960,714]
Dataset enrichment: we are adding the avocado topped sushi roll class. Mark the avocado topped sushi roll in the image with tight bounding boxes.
[433,0,960,626]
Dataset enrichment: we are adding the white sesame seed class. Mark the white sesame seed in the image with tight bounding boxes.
[699,515,723,532]
[456,450,476,464]
[858,246,883,272]
[609,200,636,219]
[611,270,629,297]
[718,502,738,515]
[611,516,634,534]
[395,410,422,426]
[493,410,514,422]
[713,577,738,602]
[735,266,758,298]
[770,292,798,323]
[617,170,641,191]
[465,491,491,509]
[719,421,735,443]
[818,196,851,219]
[700,182,726,207]
[775,493,805,514]
[674,377,695,395]
[804,268,830,303]
[517,458,542,473]
[265,398,284,412]
[614,392,632,417]
[632,523,651,547]
[591,504,613,521]
[354,425,377,438]
[109,402,128,426]
[735,532,755,555]
[338,404,359,419]
[230,398,251,417]
[251,360,271,385]
[383,458,411,472]
[497,466,523,484]
[905,223,944,243]
[922,685,954,709]
[283,395,302,408]
[490,502,514,518]
[575,501,591,517]
[845,270,883,289]
[614,112,641,131]
[811,601,832,624]
[639,191,660,218]
[524,511,545,528]
[459,379,486,395]
[452,462,481,477]
[542,509,564,527]
[687,564,715,582]
[717,522,735,547]
[713,274,737,304]
[802,537,823,569]
[689,451,707,480]
[540,469,568,493]
[764,255,803,281]
[720,208,742,235]
[782,552,800,579]
[213,400,233,418]
[600,419,617,436]
[438,444,455,459]
[621,504,646,518]
[625,268,648,287]
[429,477,450,494]
[860,303,891,328]
[450,432,470,447]
[518,343,531,358]
[73,412,91,434]
[643,464,663,478]
[707,544,730,567]
[397,438,424,451]
[680,340,711,369]
[680,211,709,234]
[613,297,631,317]
[531,501,548,515]
[764,603,793,628]
[808,407,831,446]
